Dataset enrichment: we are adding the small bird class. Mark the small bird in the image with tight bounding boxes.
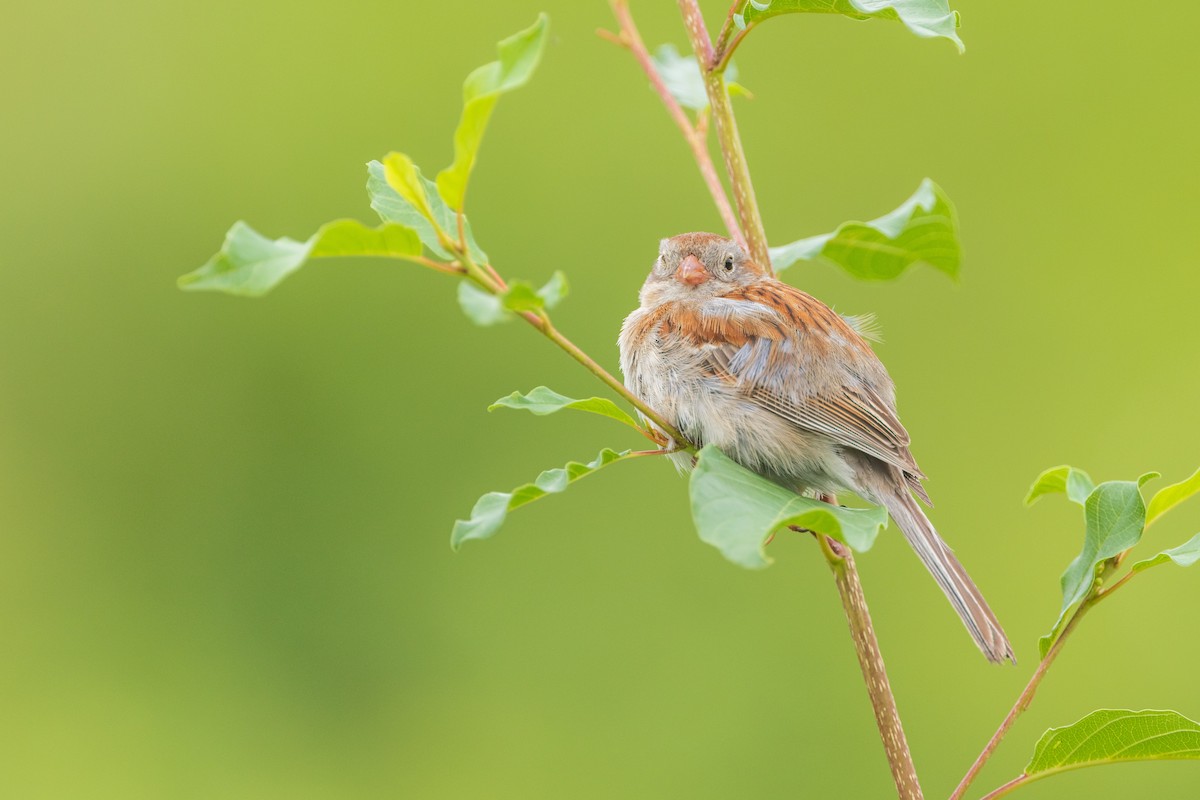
[619,232,1014,663]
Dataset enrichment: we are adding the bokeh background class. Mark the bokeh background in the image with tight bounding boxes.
[3,1,1198,797]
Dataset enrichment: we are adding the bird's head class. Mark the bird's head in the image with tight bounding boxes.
[640,233,766,305]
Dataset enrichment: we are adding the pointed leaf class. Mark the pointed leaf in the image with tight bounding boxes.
[1132,532,1200,573]
[436,14,549,211]
[1146,467,1200,528]
[1023,709,1200,782]
[489,387,641,431]
[179,219,422,297]
[650,44,747,111]
[690,445,888,569]
[1025,465,1095,507]
[451,448,633,549]
[179,222,309,297]
[367,160,488,263]
[734,0,963,53]
[770,179,961,281]
[1039,479,1146,656]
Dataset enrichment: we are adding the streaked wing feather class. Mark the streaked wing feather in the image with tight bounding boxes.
[703,340,925,479]
[906,472,933,506]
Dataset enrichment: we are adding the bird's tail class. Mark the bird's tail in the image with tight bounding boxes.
[882,488,1015,664]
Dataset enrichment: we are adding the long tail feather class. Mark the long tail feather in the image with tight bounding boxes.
[883,489,1015,664]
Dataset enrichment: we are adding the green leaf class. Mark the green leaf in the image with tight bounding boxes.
[456,273,568,326]
[1146,467,1200,528]
[734,0,963,53]
[1022,709,1200,783]
[536,270,569,308]
[457,281,508,326]
[1039,480,1147,657]
[489,387,641,431]
[179,219,422,297]
[1025,465,1096,507]
[436,14,549,211]
[770,179,961,281]
[308,219,422,259]
[451,447,633,549]
[499,281,544,313]
[366,160,488,263]
[382,152,439,229]
[689,445,888,569]
[650,44,748,111]
[1132,532,1200,573]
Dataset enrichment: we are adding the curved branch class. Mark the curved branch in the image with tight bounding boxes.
[949,600,1095,800]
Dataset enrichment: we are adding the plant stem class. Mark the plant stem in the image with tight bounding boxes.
[1094,568,1137,600]
[409,255,465,277]
[676,0,714,65]
[818,533,924,800]
[949,601,1094,800]
[976,774,1030,800]
[607,1,746,250]
[704,70,770,268]
[677,0,772,270]
[712,3,751,71]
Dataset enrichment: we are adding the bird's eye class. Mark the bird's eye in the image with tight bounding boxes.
[723,256,734,271]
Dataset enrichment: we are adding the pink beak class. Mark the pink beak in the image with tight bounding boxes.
[675,255,709,286]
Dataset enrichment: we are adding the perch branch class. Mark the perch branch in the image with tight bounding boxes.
[817,531,924,800]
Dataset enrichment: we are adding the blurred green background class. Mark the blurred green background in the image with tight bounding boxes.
[3,1,1198,797]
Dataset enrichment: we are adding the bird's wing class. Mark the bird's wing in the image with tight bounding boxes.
[686,282,928,487]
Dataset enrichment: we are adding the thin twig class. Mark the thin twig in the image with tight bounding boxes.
[712,2,751,72]
[595,27,627,47]
[607,1,746,250]
[408,255,465,276]
[628,446,684,457]
[482,262,507,289]
[1094,569,1137,601]
[711,1,742,69]
[537,318,690,447]
[676,0,771,270]
[977,774,1030,800]
[953,558,1152,800]
[817,532,924,800]
[949,601,1094,800]
[714,27,750,72]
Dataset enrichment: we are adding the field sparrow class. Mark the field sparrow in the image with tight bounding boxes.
[619,232,1013,663]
